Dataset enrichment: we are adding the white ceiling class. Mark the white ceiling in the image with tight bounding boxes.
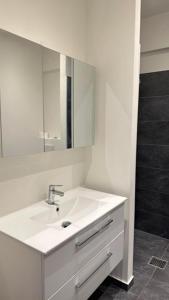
[142,0,169,18]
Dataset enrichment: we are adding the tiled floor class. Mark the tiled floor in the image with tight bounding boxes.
[89,229,169,299]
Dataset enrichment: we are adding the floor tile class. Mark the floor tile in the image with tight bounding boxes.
[134,229,168,258]
[88,289,104,299]
[99,286,137,300]
[90,230,169,300]
[94,293,112,300]
[152,264,169,284]
[162,244,169,261]
[96,279,139,299]
[134,228,153,239]
[133,253,155,277]
[130,269,153,296]
[138,279,169,300]
[135,210,169,238]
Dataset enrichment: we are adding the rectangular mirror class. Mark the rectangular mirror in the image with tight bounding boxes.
[0,30,44,156]
[0,29,95,157]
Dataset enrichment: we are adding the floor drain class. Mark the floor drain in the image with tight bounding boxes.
[148,256,168,269]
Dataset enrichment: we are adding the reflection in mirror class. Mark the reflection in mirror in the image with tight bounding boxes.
[0,30,44,156]
[42,48,62,151]
[73,59,95,147]
[42,49,73,151]
[66,56,73,149]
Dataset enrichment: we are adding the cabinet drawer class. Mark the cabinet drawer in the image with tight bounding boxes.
[49,231,124,300]
[44,205,124,299]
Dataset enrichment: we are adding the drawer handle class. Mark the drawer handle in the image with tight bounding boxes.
[75,252,112,289]
[75,219,113,248]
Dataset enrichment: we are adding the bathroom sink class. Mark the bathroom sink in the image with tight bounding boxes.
[0,187,127,254]
[31,196,103,226]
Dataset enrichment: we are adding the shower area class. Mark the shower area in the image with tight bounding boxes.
[132,2,169,298]
[135,70,169,238]
[133,68,169,299]
[134,0,169,239]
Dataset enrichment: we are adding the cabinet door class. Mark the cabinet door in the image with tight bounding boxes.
[49,232,124,300]
[44,206,124,299]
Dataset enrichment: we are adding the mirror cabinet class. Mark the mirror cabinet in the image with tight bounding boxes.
[0,29,95,157]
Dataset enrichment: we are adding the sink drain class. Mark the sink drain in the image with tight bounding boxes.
[61,221,72,228]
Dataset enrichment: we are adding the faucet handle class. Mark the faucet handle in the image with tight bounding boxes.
[49,184,63,190]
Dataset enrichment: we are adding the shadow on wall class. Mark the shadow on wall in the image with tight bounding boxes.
[0,148,86,217]
[85,71,131,197]
[0,148,85,182]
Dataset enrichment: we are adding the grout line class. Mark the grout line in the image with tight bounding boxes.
[136,165,169,171]
[139,97,169,101]
[137,144,169,147]
[139,95,169,99]
[161,242,169,260]
[138,122,169,125]
[137,267,157,300]
[147,267,157,285]
[136,256,160,300]
[137,143,169,147]
[135,229,169,242]
[134,230,169,300]
[135,208,169,222]
[139,120,169,123]
[135,186,169,197]
[138,242,169,299]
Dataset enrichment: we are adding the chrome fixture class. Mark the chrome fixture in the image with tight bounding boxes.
[46,185,64,207]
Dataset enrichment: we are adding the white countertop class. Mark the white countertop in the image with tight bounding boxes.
[0,187,127,255]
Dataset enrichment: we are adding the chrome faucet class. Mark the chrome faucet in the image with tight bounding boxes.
[46,185,64,206]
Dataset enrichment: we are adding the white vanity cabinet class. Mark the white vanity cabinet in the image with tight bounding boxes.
[49,232,124,300]
[44,205,124,300]
[0,204,125,300]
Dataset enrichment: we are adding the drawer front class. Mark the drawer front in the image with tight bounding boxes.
[44,205,124,299]
[49,231,124,300]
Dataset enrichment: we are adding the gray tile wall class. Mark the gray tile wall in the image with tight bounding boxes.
[135,71,169,238]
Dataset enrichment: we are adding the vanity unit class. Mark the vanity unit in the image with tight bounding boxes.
[0,187,126,300]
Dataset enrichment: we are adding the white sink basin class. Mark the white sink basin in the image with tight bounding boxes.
[31,196,103,226]
[0,187,127,254]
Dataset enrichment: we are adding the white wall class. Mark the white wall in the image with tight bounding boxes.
[141,50,169,74]
[0,0,141,285]
[141,12,169,73]
[0,0,87,60]
[0,0,88,216]
[85,0,141,284]
[74,60,95,147]
[0,150,85,216]
[141,11,169,53]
